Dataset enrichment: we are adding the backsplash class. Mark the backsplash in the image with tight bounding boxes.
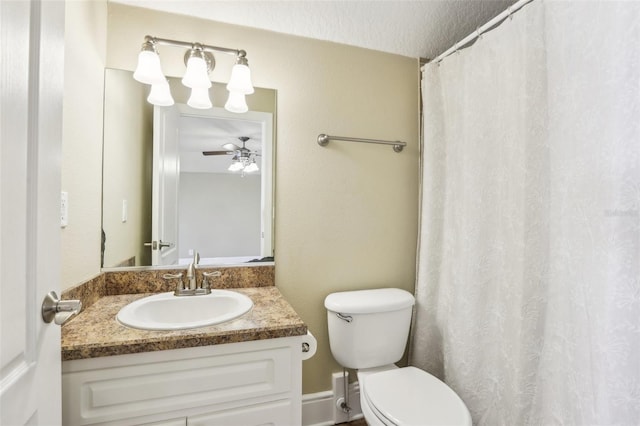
[62,265,275,313]
[62,273,107,311]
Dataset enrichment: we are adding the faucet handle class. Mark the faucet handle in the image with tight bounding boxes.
[163,273,184,292]
[163,272,183,279]
[202,271,221,290]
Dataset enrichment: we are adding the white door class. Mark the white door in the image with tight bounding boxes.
[151,106,180,265]
[1,1,65,425]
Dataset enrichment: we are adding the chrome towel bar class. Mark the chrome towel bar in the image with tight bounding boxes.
[317,133,406,153]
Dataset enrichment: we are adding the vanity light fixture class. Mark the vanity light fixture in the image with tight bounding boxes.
[146,79,174,106]
[133,35,254,113]
[187,86,213,109]
[224,91,249,113]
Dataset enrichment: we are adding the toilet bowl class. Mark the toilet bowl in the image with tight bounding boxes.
[325,288,471,426]
[358,366,471,426]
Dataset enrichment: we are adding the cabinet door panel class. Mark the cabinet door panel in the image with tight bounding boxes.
[63,346,291,425]
[187,400,293,426]
[140,418,186,426]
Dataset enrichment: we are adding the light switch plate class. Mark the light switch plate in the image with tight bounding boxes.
[60,191,68,227]
[121,199,128,223]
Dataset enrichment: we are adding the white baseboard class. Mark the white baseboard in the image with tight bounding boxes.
[302,382,363,426]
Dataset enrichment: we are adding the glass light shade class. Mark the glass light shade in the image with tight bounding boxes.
[182,56,212,89]
[224,91,248,114]
[226,64,254,94]
[147,81,174,106]
[228,161,244,172]
[133,50,166,85]
[244,161,259,173]
[187,87,212,109]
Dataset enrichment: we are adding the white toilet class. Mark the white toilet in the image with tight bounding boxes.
[325,288,471,426]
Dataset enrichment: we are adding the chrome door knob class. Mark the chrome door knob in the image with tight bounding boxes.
[41,291,82,325]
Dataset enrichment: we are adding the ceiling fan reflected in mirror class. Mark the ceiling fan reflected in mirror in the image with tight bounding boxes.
[202,136,260,174]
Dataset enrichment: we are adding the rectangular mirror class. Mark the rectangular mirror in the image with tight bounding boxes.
[101,68,276,269]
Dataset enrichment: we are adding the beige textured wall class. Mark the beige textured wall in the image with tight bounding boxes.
[61,0,107,288]
[102,69,152,267]
[105,4,420,394]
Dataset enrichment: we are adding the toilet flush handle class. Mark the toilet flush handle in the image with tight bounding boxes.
[336,313,353,323]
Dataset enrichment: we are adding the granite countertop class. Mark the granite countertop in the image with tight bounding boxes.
[61,287,307,361]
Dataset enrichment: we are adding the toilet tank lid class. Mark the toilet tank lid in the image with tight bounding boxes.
[324,288,415,314]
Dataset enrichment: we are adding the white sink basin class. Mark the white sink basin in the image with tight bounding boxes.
[117,290,253,330]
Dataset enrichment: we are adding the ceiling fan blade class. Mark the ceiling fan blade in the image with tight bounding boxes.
[202,150,234,156]
[222,143,240,151]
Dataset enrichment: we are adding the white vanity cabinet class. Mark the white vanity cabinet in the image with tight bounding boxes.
[62,336,303,426]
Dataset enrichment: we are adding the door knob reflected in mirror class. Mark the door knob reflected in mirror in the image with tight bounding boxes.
[41,291,82,325]
[144,241,157,249]
[143,240,174,250]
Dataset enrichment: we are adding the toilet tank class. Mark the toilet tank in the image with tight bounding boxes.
[325,288,415,369]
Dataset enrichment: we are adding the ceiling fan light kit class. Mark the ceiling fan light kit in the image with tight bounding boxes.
[202,136,260,175]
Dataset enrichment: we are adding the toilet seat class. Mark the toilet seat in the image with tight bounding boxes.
[362,367,471,426]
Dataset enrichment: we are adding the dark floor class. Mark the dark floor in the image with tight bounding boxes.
[339,419,367,426]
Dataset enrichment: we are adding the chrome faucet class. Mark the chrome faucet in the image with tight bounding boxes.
[163,250,221,296]
[186,251,200,290]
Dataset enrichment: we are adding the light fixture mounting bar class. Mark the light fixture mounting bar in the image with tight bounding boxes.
[317,134,407,153]
[145,35,244,57]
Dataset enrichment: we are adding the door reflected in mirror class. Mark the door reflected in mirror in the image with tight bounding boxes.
[101,68,276,269]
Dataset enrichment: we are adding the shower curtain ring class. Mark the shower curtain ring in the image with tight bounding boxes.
[507,6,514,20]
[476,27,483,40]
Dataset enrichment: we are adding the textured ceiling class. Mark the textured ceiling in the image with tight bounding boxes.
[111,0,518,58]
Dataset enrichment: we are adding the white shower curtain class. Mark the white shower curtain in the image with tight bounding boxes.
[411,1,640,424]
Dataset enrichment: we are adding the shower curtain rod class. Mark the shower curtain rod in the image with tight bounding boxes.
[317,133,406,153]
[428,0,535,66]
